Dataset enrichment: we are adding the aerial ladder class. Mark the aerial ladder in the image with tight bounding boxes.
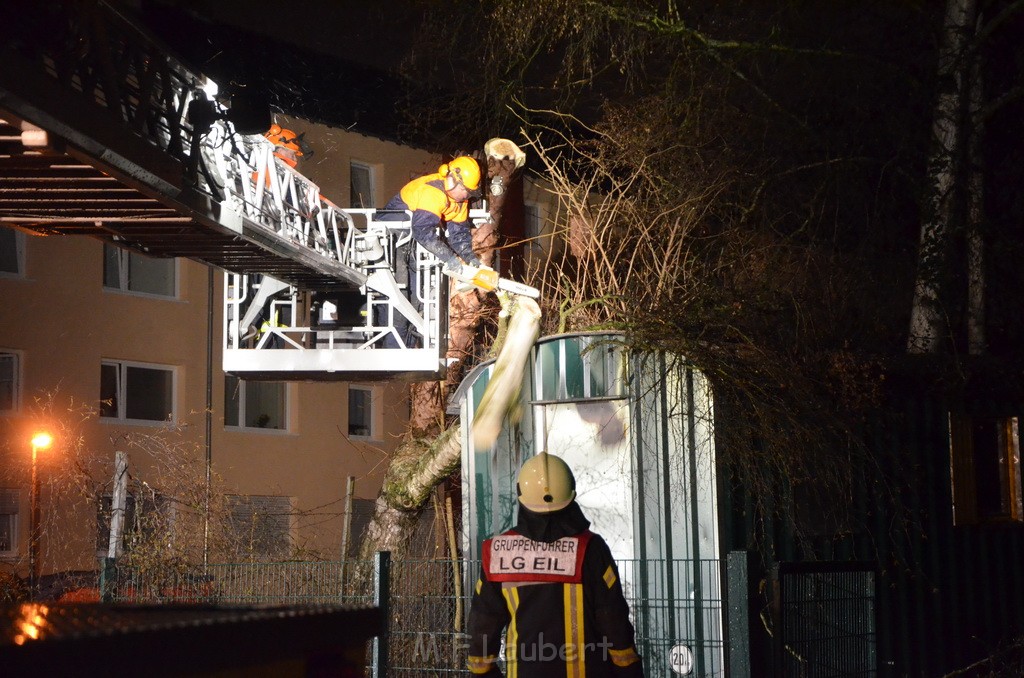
[0,1,532,381]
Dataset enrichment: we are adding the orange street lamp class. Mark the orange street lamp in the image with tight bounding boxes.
[29,431,53,597]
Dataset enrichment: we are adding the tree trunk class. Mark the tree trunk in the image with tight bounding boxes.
[354,141,527,571]
[355,426,461,562]
[906,0,978,353]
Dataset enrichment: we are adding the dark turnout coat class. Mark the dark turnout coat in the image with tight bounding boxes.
[467,502,644,677]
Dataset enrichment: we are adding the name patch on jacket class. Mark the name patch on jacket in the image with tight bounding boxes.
[482,531,592,583]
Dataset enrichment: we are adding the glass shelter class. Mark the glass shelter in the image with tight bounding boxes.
[453,332,724,675]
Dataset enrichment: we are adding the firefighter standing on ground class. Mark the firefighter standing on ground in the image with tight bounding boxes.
[467,452,645,677]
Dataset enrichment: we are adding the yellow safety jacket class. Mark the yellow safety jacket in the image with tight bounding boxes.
[384,174,477,266]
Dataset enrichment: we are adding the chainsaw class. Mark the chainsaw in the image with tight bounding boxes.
[444,264,540,299]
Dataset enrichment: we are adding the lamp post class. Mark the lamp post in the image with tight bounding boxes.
[29,431,52,597]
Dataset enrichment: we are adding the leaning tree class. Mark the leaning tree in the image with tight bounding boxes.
[356,0,1024,560]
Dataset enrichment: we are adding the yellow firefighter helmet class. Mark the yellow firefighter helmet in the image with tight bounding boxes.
[516,452,576,513]
[439,156,482,192]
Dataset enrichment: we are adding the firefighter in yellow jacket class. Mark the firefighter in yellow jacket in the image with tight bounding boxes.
[467,453,644,677]
[381,155,483,272]
[376,156,483,347]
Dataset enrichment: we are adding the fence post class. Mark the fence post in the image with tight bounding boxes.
[372,551,391,678]
[98,556,116,603]
[726,550,752,678]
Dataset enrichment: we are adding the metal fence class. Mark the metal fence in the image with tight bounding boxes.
[107,555,724,676]
[772,561,878,677]
[100,555,883,676]
[110,559,375,606]
[107,556,469,676]
[623,558,726,677]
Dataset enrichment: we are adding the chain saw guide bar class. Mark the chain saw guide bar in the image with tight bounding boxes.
[445,264,540,299]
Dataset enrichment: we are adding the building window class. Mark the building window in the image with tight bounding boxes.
[0,490,19,557]
[524,202,545,253]
[0,351,20,414]
[350,161,374,208]
[348,385,373,438]
[225,375,287,430]
[96,491,173,556]
[103,243,177,297]
[100,361,175,423]
[226,495,293,559]
[0,229,24,276]
[949,413,1023,525]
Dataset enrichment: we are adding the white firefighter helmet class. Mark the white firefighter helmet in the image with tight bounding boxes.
[516,452,576,513]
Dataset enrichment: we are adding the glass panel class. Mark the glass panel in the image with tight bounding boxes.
[536,341,559,401]
[350,163,373,208]
[127,251,175,296]
[0,514,13,552]
[587,341,624,398]
[348,387,370,436]
[244,380,285,429]
[563,338,584,399]
[124,365,173,421]
[972,418,1003,518]
[532,338,627,403]
[224,375,240,427]
[100,363,119,418]
[103,244,122,289]
[0,354,15,411]
[587,340,606,397]
[0,230,21,274]
[610,347,625,397]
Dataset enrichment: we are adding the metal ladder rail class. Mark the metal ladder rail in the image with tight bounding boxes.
[200,118,349,268]
[1,0,365,288]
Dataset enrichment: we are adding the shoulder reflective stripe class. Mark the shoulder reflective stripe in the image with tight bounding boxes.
[609,647,641,667]
[602,565,617,589]
[475,578,482,595]
[563,583,585,678]
[501,586,520,677]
